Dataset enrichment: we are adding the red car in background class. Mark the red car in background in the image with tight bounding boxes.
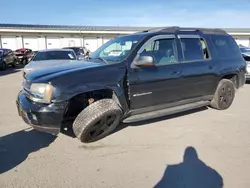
[14,48,32,64]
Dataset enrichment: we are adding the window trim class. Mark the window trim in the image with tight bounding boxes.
[131,35,179,67]
[178,35,212,64]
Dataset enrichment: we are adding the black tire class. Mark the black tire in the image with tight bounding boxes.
[1,61,7,70]
[73,99,122,143]
[210,79,235,110]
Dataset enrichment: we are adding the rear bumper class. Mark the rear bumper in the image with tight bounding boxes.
[16,91,68,135]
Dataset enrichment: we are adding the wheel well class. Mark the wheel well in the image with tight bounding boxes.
[62,89,114,123]
[221,74,239,88]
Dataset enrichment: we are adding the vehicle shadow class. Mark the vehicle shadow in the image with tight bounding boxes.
[0,64,24,77]
[154,146,224,188]
[0,128,56,174]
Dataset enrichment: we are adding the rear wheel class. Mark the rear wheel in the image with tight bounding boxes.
[73,99,122,143]
[210,79,235,110]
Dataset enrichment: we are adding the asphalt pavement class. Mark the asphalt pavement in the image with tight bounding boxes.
[0,68,250,188]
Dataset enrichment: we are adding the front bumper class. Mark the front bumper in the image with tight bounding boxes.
[16,90,68,135]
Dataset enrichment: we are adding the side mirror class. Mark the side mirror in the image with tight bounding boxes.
[134,55,154,67]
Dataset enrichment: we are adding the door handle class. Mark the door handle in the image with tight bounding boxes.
[172,70,181,74]
[209,65,214,70]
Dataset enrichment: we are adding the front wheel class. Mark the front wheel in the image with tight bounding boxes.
[210,79,235,110]
[73,99,122,143]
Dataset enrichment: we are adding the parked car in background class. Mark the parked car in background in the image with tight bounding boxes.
[14,48,32,65]
[239,45,250,81]
[63,47,90,60]
[27,50,38,62]
[23,48,77,77]
[17,27,246,143]
[0,48,18,70]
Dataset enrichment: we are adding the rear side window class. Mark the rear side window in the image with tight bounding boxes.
[180,37,210,62]
[211,35,241,59]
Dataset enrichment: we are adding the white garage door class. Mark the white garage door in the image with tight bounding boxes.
[46,37,61,49]
[235,39,250,47]
[23,37,39,51]
[1,36,18,50]
[103,38,112,44]
[61,38,82,48]
[84,38,98,52]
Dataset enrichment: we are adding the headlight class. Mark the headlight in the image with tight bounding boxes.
[30,83,54,103]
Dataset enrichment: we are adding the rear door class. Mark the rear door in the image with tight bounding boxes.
[176,34,218,100]
[46,37,61,49]
[23,37,39,51]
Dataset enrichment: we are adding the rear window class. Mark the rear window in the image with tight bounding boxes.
[33,50,77,61]
[211,35,242,59]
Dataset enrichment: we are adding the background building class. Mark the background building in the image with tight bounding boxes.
[0,24,250,52]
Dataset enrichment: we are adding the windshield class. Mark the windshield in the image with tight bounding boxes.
[32,50,77,61]
[89,34,144,63]
[240,47,250,53]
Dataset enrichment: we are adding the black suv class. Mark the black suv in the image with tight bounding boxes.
[16,27,246,143]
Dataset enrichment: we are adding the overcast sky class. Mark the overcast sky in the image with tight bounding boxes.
[0,0,249,27]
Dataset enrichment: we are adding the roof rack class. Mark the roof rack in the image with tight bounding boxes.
[139,26,227,35]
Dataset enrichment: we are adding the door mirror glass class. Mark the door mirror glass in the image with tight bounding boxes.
[134,55,154,67]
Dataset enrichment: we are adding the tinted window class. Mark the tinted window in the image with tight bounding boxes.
[32,50,77,61]
[180,38,206,61]
[0,50,3,57]
[141,38,177,65]
[211,35,242,59]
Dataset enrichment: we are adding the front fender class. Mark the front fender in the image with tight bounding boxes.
[53,83,129,115]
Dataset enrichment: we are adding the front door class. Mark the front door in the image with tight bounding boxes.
[128,35,185,111]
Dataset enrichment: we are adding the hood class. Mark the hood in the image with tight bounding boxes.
[25,60,104,82]
[24,59,77,71]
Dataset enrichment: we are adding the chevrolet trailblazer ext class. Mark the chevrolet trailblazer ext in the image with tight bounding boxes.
[16,27,246,143]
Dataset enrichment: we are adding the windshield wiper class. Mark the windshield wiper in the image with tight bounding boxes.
[89,57,108,64]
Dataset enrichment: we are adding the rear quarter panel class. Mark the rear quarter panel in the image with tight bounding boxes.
[205,34,246,88]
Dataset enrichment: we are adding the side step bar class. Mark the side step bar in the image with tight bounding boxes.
[122,101,210,123]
